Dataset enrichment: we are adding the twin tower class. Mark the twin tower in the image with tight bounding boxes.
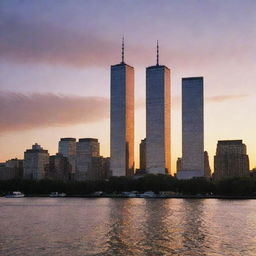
[110,40,204,178]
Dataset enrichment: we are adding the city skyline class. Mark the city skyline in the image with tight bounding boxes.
[1,0,256,172]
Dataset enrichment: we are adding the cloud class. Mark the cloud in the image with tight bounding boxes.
[0,13,121,67]
[0,91,109,134]
[171,94,249,110]
[0,11,254,69]
[0,90,250,134]
[206,94,248,103]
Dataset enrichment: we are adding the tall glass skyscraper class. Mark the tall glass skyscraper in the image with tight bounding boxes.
[177,77,204,179]
[110,39,134,176]
[146,43,171,175]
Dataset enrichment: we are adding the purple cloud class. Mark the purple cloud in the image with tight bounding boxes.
[0,91,109,134]
[0,13,120,67]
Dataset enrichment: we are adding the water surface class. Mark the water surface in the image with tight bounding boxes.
[1,198,256,256]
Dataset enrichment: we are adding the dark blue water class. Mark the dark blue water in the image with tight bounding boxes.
[0,198,255,256]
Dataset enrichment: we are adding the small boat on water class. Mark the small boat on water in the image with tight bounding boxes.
[49,192,66,197]
[5,191,25,198]
[139,191,156,198]
[122,191,139,198]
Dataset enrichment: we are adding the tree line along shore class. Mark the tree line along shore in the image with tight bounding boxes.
[1,174,256,198]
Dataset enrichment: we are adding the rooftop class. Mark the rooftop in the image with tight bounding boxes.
[218,140,243,145]
[111,63,134,69]
[79,138,98,142]
[182,77,203,81]
[146,65,170,70]
[60,138,76,142]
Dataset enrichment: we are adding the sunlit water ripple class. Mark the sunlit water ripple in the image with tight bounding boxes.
[1,198,256,256]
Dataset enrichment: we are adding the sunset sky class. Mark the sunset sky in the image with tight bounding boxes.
[1,0,256,172]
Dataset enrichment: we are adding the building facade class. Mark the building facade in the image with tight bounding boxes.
[214,140,249,179]
[139,138,146,171]
[48,153,71,181]
[176,158,182,173]
[23,143,49,180]
[204,151,211,179]
[110,58,134,176]
[146,64,171,175]
[76,138,100,181]
[177,77,204,179]
[58,137,76,178]
[0,158,23,180]
[91,156,111,181]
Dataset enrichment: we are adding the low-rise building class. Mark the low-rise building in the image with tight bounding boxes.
[140,138,146,171]
[23,143,49,180]
[204,151,211,179]
[48,153,71,181]
[214,140,249,179]
[0,159,23,180]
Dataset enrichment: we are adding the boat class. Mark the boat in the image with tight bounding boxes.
[49,192,66,197]
[139,191,156,198]
[93,191,104,196]
[5,191,25,198]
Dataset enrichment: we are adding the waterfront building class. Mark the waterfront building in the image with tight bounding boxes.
[0,158,23,180]
[214,140,249,179]
[48,153,71,181]
[250,168,256,177]
[204,151,211,179]
[23,143,49,180]
[92,156,111,181]
[110,38,134,176]
[58,138,76,178]
[177,77,204,179]
[76,138,100,181]
[176,158,182,173]
[146,42,171,175]
[176,153,211,179]
[139,138,146,171]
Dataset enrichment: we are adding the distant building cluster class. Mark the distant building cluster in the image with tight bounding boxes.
[0,139,110,181]
[0,41,253,181]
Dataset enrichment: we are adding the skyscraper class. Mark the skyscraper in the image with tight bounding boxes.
[214,140,249,179]
[177,77,204,179]
[110,38,134,176]
[146,42,171,175]
[76,138,100,181]
[58,138,76,178]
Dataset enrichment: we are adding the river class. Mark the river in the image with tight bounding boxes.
[0,198,255,256]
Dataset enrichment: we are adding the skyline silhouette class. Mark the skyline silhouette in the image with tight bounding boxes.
[1,0,255,172]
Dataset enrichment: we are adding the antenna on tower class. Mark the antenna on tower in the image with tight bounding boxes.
[156,40,159,66]
[121,36,124,64]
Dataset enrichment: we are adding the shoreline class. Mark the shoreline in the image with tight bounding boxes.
[2,195,256,200]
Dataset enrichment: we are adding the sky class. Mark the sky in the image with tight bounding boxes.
[0,0,256,172]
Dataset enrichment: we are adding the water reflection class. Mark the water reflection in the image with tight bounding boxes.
[179,199,207,256]
[141,199,176,255]
[98,199,210,256]
[1,198,256,256]
[103,199,145,256]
